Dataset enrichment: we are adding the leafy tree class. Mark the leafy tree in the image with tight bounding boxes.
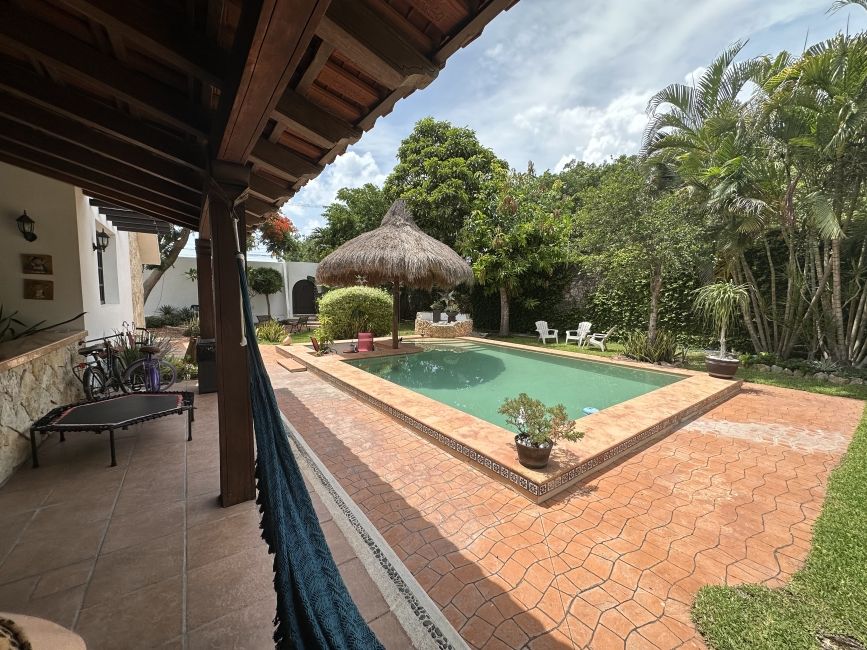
[460,166,574,335]
[143,227,191,303]
[385,117,505,247]
[579,157,707,344]
[247,266,284,319]
[307,184,389,259]
[255,213,299,259]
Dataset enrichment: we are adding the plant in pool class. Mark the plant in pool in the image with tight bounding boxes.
[499,393,584,468]
[694,281,749,379]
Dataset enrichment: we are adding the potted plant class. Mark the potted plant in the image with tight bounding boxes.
[694,280,749,379]
[499,393,584,469]
[430,298,445,324]
[445,298,459,323]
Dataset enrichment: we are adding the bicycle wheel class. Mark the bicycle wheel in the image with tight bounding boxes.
[123,359,177,392]
[82,366,108,400]
[110,356,129,393]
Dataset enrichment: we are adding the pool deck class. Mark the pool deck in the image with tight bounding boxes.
[278,337,742,502]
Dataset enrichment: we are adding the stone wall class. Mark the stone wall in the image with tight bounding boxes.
[414,318,474,338]
[0,342,84,484]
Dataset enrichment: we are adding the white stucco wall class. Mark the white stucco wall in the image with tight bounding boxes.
[0,162,85,331]
[286,262,320,315]
[0,163,138,339]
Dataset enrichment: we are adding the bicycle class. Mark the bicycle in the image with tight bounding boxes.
[74,335,128,400]
[122,342,177,392]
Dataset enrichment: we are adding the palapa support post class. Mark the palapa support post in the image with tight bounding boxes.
[209,161,255,507]
[392,281,400,349]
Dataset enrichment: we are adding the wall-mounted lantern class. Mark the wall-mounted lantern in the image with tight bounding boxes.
[16,210,37,242]
[92,228,110,253]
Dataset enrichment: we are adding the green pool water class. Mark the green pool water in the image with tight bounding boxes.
[346,341,683,431]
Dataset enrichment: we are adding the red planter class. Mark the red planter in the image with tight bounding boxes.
[357,332,374,352]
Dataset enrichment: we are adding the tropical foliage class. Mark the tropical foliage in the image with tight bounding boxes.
[499,393,583,447]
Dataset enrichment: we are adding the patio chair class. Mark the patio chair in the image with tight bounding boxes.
[535,320,558,344]
[585,327,616,352]
[287,315,310,333]
[565,321,591,346]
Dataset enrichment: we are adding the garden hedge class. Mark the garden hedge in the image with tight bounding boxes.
[317,286,392,340]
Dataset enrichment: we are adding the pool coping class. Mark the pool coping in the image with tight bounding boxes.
[279,337,742,503]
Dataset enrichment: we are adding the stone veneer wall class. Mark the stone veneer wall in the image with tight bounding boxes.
[0,341,84,484]
[128,233,146,327]
[414,318,474,338]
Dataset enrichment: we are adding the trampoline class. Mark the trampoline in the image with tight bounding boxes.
[30,392,195,468]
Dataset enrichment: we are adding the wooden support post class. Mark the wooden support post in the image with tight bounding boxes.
[392,281,400,349]
[209,162,255,507]
[195,238,215,340]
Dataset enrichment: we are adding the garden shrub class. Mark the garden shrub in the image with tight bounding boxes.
[145,315,165,329]
[621,329,678,363]
[317,286,392,340]
[176,306,196,323]
[256,319,287,344]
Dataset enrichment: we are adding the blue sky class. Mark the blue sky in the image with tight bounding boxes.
[283,0,867,235]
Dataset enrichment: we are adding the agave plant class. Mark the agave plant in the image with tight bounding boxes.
[694,281,750,359]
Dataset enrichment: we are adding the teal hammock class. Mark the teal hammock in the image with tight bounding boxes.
[236,255,384,649]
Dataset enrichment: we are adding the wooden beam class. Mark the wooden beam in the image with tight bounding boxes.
[244,196,278,217]
[249,138,322,182]
[0,119,202,209]
[0,95,204,192]
[85,190,197,230]
[434,0,516,65]
[250,173,290,202]
[296,40,334,95]
[0,145,199,227]
[316,0,439,90]
[0,61,205,171]
[0,5,209,137]
[208,162,255,506]
[215,0,330,162]
[272,88,361,149]
[54,0,227,87]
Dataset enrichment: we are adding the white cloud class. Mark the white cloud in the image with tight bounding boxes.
[281,150,386,235]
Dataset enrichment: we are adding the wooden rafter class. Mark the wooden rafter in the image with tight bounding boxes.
[249,138,322,182]
[54,0,227,87]
[272,89,361,149]
[0,61,206,171]
[316,0,439,90]
[215,0,330,162]
[0,4,209,137]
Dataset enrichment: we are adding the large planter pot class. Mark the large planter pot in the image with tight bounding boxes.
[447,312,457,323]
[431,310,442,323]
[357,332,374,352]
[515,435,552,469]
[705,356,740,379]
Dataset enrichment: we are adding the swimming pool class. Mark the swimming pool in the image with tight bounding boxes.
[347,341,683,431]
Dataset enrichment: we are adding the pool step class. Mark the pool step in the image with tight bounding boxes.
[275,346,306,373]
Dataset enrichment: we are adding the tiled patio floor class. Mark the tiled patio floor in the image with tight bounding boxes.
[265,346,864,650]
[0,387,410,649]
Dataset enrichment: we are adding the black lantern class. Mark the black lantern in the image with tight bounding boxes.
[93,229,110,253]
[16,211,37,242]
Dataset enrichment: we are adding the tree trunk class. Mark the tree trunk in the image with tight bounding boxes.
[143,228,191,303]
[264,294,271,319]
[648,265,662,345]
[392,281,400,349]
[499,286,509,336]
[830,237,847,363]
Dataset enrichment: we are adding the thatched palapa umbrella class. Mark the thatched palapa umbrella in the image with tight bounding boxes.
[316,199,473,349]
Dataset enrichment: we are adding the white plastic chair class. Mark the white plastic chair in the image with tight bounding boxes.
[585,327,616,352]
[535,321,558,344]
[565,321,591,346]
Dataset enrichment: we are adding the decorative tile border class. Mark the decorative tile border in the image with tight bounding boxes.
[292,351,740,503]
[283,417,463,650]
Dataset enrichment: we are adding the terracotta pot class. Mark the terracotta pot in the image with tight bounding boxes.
[705,356,740,379]
[515,435,552,468]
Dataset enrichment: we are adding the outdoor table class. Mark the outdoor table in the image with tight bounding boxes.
[30,392,195,468]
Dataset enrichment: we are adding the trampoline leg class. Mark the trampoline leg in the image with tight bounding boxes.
[30,429,39,469]
[59,431,65,443]
[109,430,117,467]
[187,410,193,441]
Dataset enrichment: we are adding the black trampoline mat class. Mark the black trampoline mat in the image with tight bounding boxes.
[54,394,183,426]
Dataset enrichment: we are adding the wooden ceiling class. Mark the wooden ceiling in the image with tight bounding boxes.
[0,0,516,232]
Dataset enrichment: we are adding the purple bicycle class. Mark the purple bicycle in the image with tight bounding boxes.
[122,344,176,392]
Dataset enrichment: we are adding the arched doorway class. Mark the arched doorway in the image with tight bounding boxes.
[292,279,316,314]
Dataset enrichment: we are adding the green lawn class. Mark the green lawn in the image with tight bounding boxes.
[487,335,867,401]
[691,405,867,650]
